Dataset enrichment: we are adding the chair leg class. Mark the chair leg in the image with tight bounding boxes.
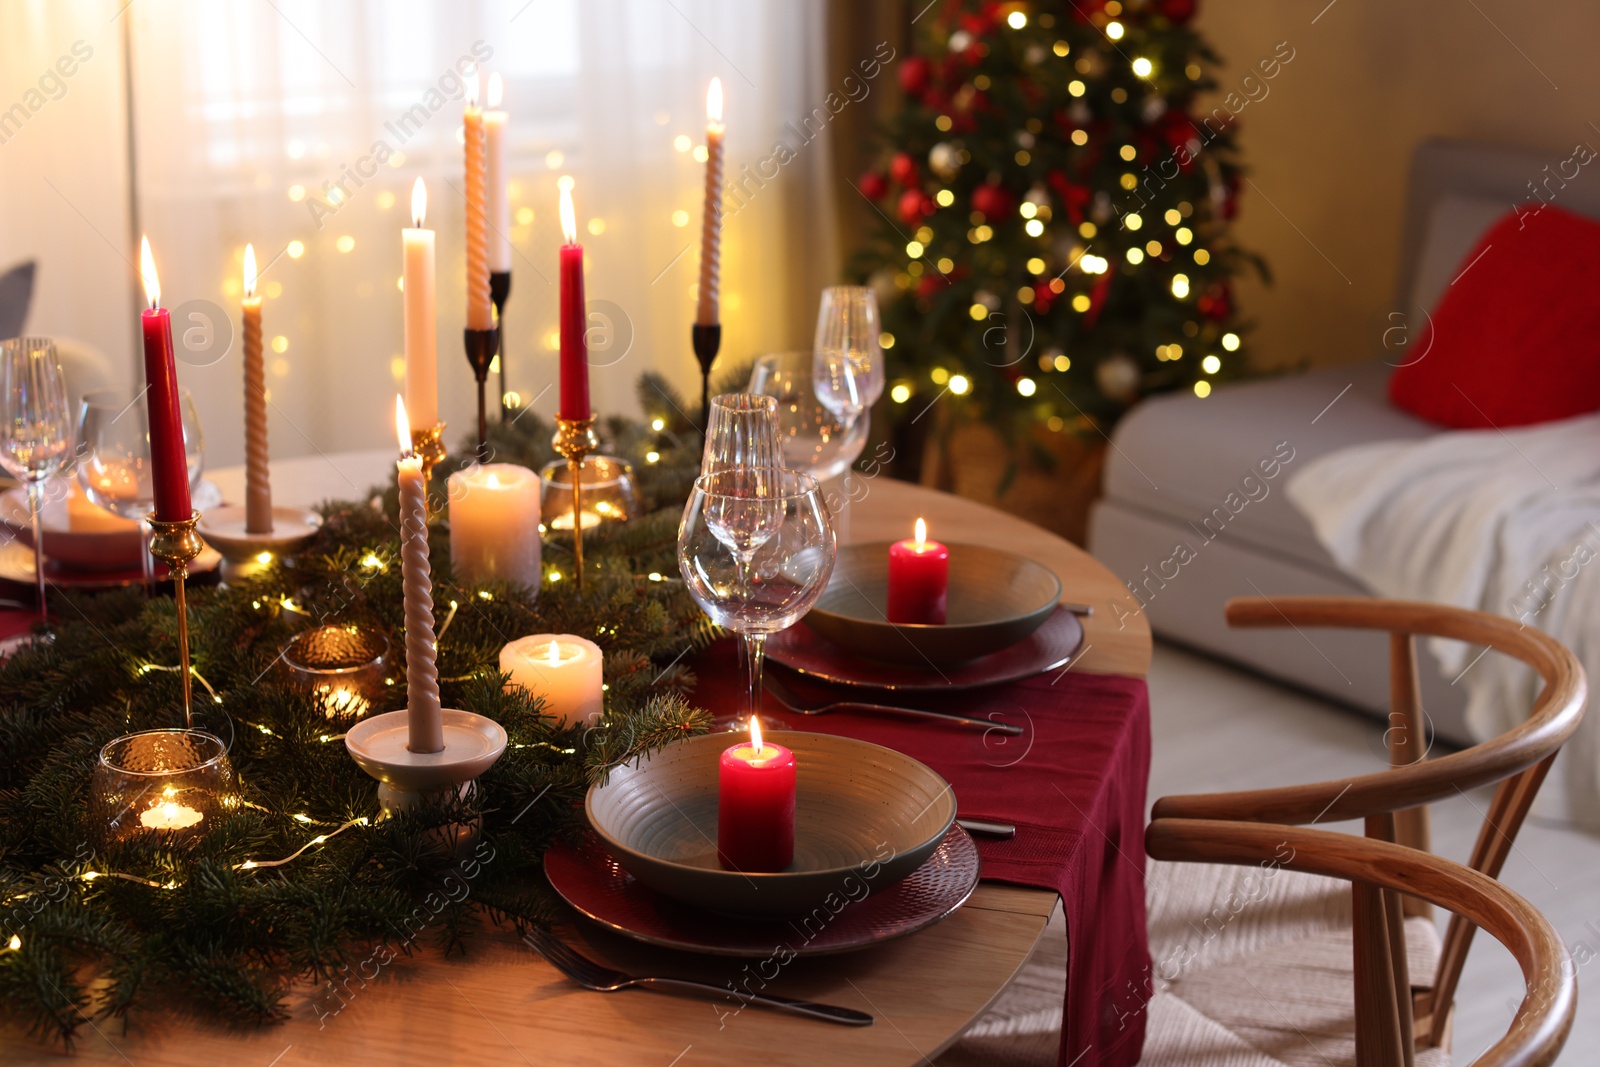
[1353,880,1407,1067]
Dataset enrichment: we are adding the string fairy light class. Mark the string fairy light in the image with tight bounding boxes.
[235,816,369,871]
[137,662,225,704]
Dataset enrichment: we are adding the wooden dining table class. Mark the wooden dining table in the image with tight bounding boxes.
[1,449,1152,1067]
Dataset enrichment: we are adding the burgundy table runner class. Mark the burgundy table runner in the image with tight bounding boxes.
[694,639,1152,1067]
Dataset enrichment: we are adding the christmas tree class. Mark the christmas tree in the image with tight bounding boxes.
[853,0,1266,437]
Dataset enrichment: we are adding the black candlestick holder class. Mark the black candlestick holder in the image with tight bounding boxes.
[691,322,720,431]
[463,326,499,463]
[490,272,511,419]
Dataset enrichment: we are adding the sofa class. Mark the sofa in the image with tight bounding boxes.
[1088,138,1600,746]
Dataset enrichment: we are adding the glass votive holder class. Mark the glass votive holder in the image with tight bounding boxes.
[539,455,638,532]
[90,729,234,843]
[280,623,390,717]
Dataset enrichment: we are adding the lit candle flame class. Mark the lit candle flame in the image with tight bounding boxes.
[914,517,927,547]
[546,639,561,665]
[749,714,764,756]
[394,394,413,457]
[488,71,503,109]
[139,235,160,309]
[559,182,577,244]
[706,76,724,131]
[411,177,427,229]
[464,67,479,108]
[243,243,257,299]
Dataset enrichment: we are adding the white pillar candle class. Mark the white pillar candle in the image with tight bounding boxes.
[447,463,541,589]
[485,72,512,275]
[500,634,603,728]
[402,178,439,428]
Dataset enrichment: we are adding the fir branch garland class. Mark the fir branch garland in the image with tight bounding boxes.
[0,399,713,1044]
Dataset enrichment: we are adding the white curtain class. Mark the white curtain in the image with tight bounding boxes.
[121,0,835,468]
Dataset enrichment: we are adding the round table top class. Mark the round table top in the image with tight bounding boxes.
[4,452,1151,1067]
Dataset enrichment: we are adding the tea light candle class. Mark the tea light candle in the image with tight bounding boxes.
[886,517,949,625]
[447,463,541,589]
[140,799,204,830]
[717,717,795,873]
[499,634,603,727]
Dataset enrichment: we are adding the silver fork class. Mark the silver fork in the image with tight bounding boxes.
[523,926,873,1026]
[764,671,1023,736]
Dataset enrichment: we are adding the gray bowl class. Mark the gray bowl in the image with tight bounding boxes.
[586,731,956,918]
[803,542,1062,667]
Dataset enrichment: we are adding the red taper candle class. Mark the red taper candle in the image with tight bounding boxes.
[717,717,796,873]
[139,236,192,522]
[557,181,590,420]
[886,517,949,624]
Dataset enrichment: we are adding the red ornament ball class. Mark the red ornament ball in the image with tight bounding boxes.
[971,182,1013,219]
[1197,283,1234,322]
[858,171,889,201]
[1157,0,1196,23]
[898,188,933,226]
[890,152,919,186]
[899,55,931,96]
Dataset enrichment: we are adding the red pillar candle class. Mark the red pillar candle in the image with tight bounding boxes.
[138,236,192,522]
[717,717,796,873]
[557,182,590,420]
[886,517,949,624]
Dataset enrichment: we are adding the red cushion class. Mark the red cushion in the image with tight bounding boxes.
[1389,204,1600,428]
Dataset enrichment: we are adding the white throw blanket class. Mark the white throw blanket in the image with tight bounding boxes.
[1288,413,1600,829]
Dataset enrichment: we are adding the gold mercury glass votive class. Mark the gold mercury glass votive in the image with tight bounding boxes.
[539,455,638,532]
[90,729,235,843]
[280,624,390,717]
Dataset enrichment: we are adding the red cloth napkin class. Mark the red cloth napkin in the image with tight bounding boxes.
[694,639,1151,1067]
[0,607,37,643]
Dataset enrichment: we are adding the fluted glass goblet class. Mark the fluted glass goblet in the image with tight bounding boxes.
[0,338,73,623]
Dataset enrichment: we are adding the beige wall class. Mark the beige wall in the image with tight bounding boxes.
[1194,0,1600,371]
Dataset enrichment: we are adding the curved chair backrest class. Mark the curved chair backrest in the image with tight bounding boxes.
[1147,819,1575,1067]
[1151,596,1585,1047]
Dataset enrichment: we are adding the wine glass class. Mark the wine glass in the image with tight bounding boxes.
[76,387,205,589]
[748,350,870,482]
[0,338,74,623]
[700,393,781,474]
[679,468,835,728]
[812,286,884,424]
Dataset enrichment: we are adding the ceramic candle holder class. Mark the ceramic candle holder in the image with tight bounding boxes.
[344,709,507,849]
[89,729,235,844]
[538,455,638,532]
[199,504,323,583]
[280,624,390,718]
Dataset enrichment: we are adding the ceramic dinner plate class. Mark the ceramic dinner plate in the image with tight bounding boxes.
[0,539,223,589]
[543,824,980,958]
[767,602,1085,691]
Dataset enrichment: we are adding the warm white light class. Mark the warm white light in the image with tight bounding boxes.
[464,68,479,108]
[411,178,427,228]
[140,235,160,309]
[487,71,503,109]
[242,244,257,299]
[394,394,412,456]
[1132,57,1154,77]
[1007,10,1027,28]
[949,374,971,395]
[546,639,561,665]
[706,77,723,129]
[1017,377,1037,397]
[1222,332,1241,351]
[1106,20,1125,39]
[559,182,578,244]
[749,715,764,755]
[1202,355,1222,374]
[914,517,928,546]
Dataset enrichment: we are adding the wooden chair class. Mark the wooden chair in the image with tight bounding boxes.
[1144,596,1584,1066]
[1145,820,1576,1067]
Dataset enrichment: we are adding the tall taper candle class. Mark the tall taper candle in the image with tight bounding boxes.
[403,179,439,428]
[695,77,724,327]
[463,68,493,331]
[138,236,191,523]
[558,182,590,420]
[485,72,512,275]
[241,244,272,534]
[395,395,444,754]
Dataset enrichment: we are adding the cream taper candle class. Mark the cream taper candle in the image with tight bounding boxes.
[403,179,439,428]
[500,634,603,728]
[241,244,272,533]
[695,77,724,327]
[485,72,512,275]
[396,395,443,753]
[463,68,493,330]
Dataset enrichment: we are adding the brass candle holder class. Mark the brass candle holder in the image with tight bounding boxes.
[552,413,600,590]
[146,509,205,728]
[410,421,447,511]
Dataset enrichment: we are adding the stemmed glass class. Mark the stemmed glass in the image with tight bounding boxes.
[700,393,781,474]
[0,338,74,623]
[679,468,835,728]
[748,350,869,481]
[76,387,205,590]
[811,286,884,425]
